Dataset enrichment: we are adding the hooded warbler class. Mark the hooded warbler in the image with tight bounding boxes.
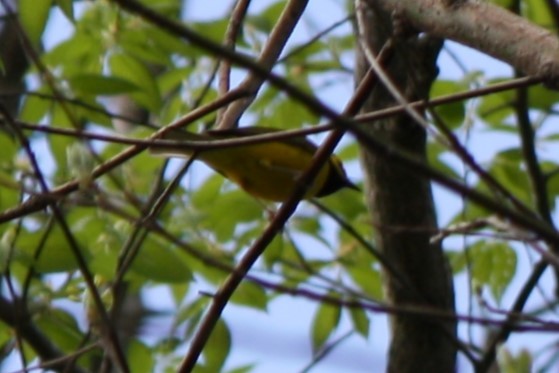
[149,126,358,201]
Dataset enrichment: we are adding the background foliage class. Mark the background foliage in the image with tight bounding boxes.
[1,0,559,372]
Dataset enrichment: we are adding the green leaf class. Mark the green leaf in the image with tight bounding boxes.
[447,250,466,274]
[19,0,52,45]
[191,174,224,208]
[498,348,532,373]
[524,0,554,27]
[47,106,78,177]
[42,33,102,73]
[227,364,256,373]
[262,234,286,268]
[230,282,268,310]
[489,0,514,8]
[0,132,17,160]
[469,241,517,302]
[484,149,532,205]
[128,340,155,373]
[14,227,85,273]
[349,307,370,338]
[130,237,193,283]
[268,97,318,129]
[191,18,230,43]
[35,307,89,357]
[428,141,461,179]
[176,297,208,334]
[0,173,19,214]
[319,184,366,221]
[120,151,165,196]
[347,264,383,299]
[54,0,74,21]
[311,298,341,353]
[477,82,514,126]
[203,319,231,371]
[109,53,162,111]
[19,90,51,124]
[246,1,286,33]
[430,80,466,129]
[292,215,321,236]
[158,66,194,96]
[524,84,559,110]
[201,190,262,242]
[68,74,139,95]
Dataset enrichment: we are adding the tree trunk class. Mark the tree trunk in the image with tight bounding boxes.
[354,2,457,372]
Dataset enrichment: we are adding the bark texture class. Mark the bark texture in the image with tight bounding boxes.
[354,2,456,372]
[369,0,559,87]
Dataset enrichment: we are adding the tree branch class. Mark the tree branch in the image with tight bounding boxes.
[368,0,559,87]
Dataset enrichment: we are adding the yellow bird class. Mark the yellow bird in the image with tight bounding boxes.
[149,126,358,202]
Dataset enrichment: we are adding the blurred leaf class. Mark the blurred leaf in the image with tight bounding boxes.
[19,0,52,45]
[430,80,467,129]
[447,250,467,274]
[54,0,75,21]
[176,297,208,336]
[68,74,139,95]
[130,237,193,283]
[268,96,318,129]
[230,282,268,310]
[483,149,532,205]
[48,105,78,178]
[319,186,366,221]
[479,81,559,128]
[477,83,514,126]
[524,84,559,110]
[227,365,256,373]
[428,141,461,180]
[261,234,285,268]
[200,190,262,242]
[311,297,341,353]
[121,151,164,196]
[42,33,103,75]
[0,173,19,213]
[336,141,359,161]
[523,0,554,27]
[191,173,224,208]
[468,241,517,302]
[158,66,193,96]
[19,90,51,124]
[292,215,321,237]
[0,132,17,160]
[349,306,370,338]
[347,264,383,299]
[110,53,162,111]
[204,319,231,371]
[128,340,155,373]
[14,226,84,273]
[191,18,230,43]
[35,308,90,359]
[489,0,515,8]
[246,1,285,33]
[144,26,195,58]
[498,347,532,373]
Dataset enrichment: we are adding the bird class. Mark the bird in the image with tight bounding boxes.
[149,126,358,202]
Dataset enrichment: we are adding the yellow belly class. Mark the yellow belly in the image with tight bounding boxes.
[198,141,329,201]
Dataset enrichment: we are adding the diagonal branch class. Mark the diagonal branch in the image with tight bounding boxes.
[368,0,559,87]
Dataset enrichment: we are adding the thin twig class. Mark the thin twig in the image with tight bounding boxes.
[0,103,129,372]
[218,0,310,129]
